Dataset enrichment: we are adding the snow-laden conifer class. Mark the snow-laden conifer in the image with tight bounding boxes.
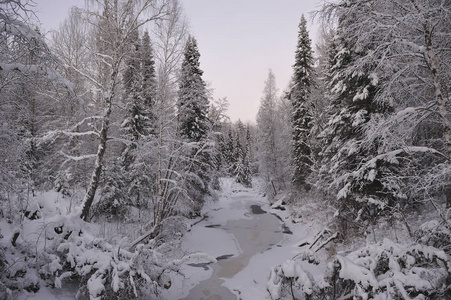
[140,30,157,133]
[176,36,210,142]
[176,35,214,209]
[290,15,315,189]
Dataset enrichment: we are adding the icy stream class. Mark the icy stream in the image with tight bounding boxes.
[177,198,285,299]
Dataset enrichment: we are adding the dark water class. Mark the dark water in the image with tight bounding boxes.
[250,205,266,215]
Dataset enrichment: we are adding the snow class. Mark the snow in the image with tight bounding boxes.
[162,177,451,299]
[267,266,282,299]
[281,260,313,294]
[336,255,379,289]
[353,87,370,102]
[369,72,379,86]
[366,168,377,182]
[17,285,77,300]
[160,178,324,299]
[0,63,79,103]
[8,176,449,300]
[395,106,419,121]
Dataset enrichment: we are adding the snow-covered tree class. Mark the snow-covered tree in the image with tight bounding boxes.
[237,126,253,187]
[140,30,157,133]
[276,89,294,189]
[209,97,231,171]
[224,129,236,174]
[177,35,210,142]
[74,0,169,220]
[291,14,315,189]
[176,35,215,212]
[234,130,252,187]
[309,26,335,161]
[316,3,393,232]
[257,69,283,194]
[316,0,451,234]
[122,29,152,142]
[100,27,157,218]
[0,0,79,220]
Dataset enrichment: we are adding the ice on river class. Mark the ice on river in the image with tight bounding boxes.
[163,178,315,300]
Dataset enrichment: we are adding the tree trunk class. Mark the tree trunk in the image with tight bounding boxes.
[409,0,450,154]
[80,103,111,221]
[409,0,451,205]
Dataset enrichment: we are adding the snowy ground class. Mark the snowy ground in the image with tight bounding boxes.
[162,178,322,300]
[15,177,323,300]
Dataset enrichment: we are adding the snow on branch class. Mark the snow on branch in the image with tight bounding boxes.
[268,238,451,299]
[334,146,447,204]
[106,136,133,145]
[32,214,217,299]
[60,151,97,162]
[61,130,100,137]
[0,63,83,104]
[394,103,437,123]
[0,15,46,47]
[39,129,100,148]
[365,146,447,167]
[335,146,446,190]
[267,259,314,299]
[129,224,160,250]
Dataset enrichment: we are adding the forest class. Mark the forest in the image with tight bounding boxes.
[1,0,451,299]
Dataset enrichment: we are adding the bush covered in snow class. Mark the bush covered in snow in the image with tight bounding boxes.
[0,213,215,299]
[268,239,451,300]
[267,251,318,300]
[415,216,451,256]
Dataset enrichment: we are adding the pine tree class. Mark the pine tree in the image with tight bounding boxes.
[291,14,315,189]
[177,36,210,142]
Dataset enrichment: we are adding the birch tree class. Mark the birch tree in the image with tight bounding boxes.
[257,69,282,193]
[0,0,79,219]
[77,0,169,220]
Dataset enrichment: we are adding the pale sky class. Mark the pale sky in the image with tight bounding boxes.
[34,0,321,123]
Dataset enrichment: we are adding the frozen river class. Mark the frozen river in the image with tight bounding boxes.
[161,178,298,300]
[180,202,285,299]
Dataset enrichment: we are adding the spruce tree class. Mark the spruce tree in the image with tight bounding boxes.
[234,134,245,184]
[225,129,236,175]
[122,29,153,143]
[99,28,145,215]
[177,36,210,142]
[140,30,157,135]
[291,14,314,189]
[176,36,213,205]
[243,126,253,187]
[99,29,156,216]
[319,5,394,230]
